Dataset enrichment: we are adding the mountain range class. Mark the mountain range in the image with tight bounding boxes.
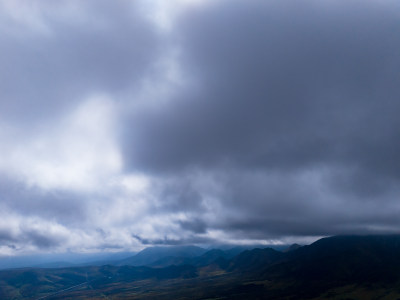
[1,235,400,299]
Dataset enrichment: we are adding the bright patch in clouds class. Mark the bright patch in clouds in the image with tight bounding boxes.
[142,0,211,31]
[0,95,121,192]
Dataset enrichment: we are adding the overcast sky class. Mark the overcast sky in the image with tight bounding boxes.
[1,0,400,255]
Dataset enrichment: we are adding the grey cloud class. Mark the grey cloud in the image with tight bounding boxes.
[0,0,161,125]
[153,177,206,213]
[0,230,16,244]
[218,204,400,239]
[126,0,400,176]
[21,229,61,249]
[0,175,87,225]
[0,227,60,250]
[0,0,165,253]
[178,219,207,234]
[2,0,400,253]
[122,0,400,240]
[132,234,213,246]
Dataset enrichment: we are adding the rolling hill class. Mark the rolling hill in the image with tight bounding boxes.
[2,235,400,299]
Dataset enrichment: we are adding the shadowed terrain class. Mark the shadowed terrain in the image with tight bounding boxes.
[2,235,400,299]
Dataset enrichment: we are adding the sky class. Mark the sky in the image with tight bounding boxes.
[1,0,400,255]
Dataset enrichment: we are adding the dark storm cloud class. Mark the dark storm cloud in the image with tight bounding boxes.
[127,0,400,175]
[122,0,400,239]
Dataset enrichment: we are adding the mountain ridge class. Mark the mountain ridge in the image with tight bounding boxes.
[2,235,400,299]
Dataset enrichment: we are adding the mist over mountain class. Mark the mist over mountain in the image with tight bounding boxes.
[116,245,206,266]
[0,252,135,270]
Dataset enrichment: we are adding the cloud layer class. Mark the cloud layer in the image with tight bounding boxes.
[1,0,400,255]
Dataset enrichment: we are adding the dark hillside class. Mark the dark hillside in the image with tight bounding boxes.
[2,236,400,299]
